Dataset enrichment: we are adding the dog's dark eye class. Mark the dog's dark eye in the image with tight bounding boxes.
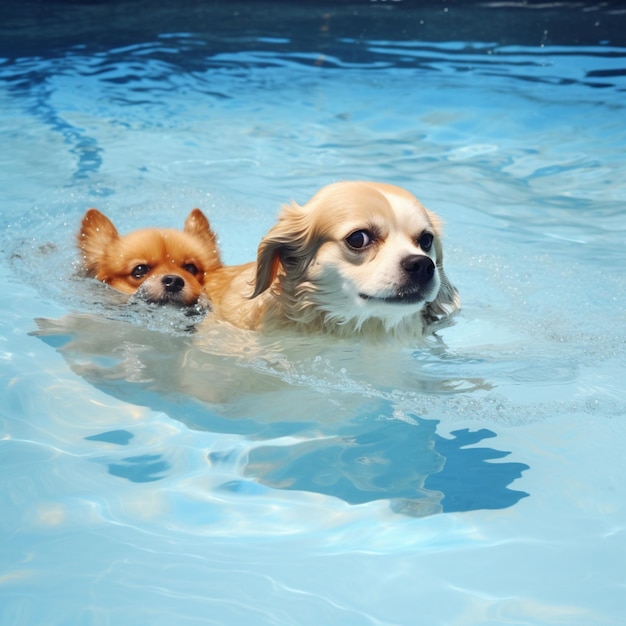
[418,233,434,252]
[345,230,374,250]
[131,264,150,279]
[183,263,199,276]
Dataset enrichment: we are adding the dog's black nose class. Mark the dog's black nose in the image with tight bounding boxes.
[162,275,185,293]
[402,255,435,283]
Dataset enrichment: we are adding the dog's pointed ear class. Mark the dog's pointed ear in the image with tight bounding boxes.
[184,208,219,250]
[78,208,119,273]
[250,203,313,299]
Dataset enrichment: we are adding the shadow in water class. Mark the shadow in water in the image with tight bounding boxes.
[243,418,528,516]
[34,313,530,517]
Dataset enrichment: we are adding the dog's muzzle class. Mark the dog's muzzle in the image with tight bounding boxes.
[401,255,435,284]
[162,274,185,294]
[358,255,436,305]
[134,274,192,305]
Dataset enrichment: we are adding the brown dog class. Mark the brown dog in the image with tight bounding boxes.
[78,208,221,307]
[203,181,459,341]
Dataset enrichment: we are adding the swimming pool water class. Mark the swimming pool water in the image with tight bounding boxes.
[1,1,626,624]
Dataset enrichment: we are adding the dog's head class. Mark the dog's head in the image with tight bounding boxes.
[78,208,221,306]
[252,181,459,334]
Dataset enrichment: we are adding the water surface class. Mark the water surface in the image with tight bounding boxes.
[1,2,625,624]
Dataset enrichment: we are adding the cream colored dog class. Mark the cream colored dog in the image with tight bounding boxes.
[203,181,460,341]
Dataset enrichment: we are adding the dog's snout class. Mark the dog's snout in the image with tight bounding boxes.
[402,255,435,283]
[162,274,185,293]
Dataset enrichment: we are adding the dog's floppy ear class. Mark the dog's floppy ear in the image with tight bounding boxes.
[423,209,460,319]
[250,202,315,298]
[428,258,460,318]
[78,208,119,273]
[184,208,220,255]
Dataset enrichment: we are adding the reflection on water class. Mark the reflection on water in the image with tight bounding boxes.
[426,427,528,513]
[108,453,171,483]
[245,417,528,516]
[34,311,529,517]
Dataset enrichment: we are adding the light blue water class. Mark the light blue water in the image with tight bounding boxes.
[2,2,626,625]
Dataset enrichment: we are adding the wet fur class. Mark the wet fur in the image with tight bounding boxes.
[203,181,459,341]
